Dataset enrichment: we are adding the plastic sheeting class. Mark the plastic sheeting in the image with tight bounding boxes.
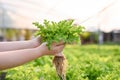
[0,0,119,32]
[81,0,120,32]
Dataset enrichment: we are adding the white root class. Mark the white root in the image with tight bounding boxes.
[53,52,67,80]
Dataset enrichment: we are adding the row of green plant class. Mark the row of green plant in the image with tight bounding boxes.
[1,44,120,80]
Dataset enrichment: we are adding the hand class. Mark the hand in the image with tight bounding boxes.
[37,42,65,56]
[30,36,42,48]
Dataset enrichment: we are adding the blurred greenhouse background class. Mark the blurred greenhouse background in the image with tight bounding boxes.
[0,0,120,44]
[0,0,120,80]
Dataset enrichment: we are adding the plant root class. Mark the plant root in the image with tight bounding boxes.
[53,55,67,80]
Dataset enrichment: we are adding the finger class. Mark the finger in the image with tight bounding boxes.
[51,42,59,46]
[55,45,65,53]
[56,41,65,46]
[37,36,42,44]
[51,41,65,47]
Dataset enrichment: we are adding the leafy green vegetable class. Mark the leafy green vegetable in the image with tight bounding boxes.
[33,19,84,49]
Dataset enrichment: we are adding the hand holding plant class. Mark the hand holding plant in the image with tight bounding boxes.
[36,42,65,56]
[33,19,84,80]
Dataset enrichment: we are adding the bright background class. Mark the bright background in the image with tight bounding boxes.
[0,0,120,80]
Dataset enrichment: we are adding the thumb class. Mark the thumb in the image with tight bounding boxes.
[55,45,65,53]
